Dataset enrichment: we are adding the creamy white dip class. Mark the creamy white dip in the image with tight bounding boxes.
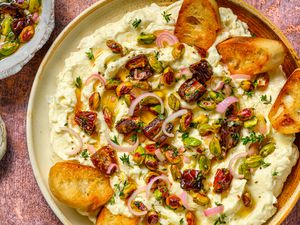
[49,1,299,225]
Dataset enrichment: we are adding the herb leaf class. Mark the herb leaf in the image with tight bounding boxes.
[85,48,94,60]
[241,132,264,145]
[214,213,227,225]
[80,149,89,160]
[120,153,130,166]
[261,160,271,168]
[111,135,119,145]
[74,76,82,88]
[132,18,142,28]
[272,171,279,176]
[162,11,172,23]
[244,90,254,97]
[260,95,272,105]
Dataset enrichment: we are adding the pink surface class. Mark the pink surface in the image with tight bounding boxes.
[0,0,299,224]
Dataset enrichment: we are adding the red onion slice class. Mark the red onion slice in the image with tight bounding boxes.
[213,81,225,91]
[162,109,188,137]
[127,186,148,216]
[128,92,164,116]
[155,30,179,48]
[228,152,248,179]
[231,74,251,80]
[105,131,139,152]
[59,127,83,155]
[204,205,224,217]
[179,191,192,210]
[146,175,171,198]
[155,149,166,162]
[86,144,96,155]
[84,73,106,86]
[216,96,239,114]
[175,68,193,79]
[106,163,119,175]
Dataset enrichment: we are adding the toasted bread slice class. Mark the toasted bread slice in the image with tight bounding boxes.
[269,69,300,134]
[174,0,221,51]
[216,37,286,75]
[96,207,139,225]
[49,161,113,212]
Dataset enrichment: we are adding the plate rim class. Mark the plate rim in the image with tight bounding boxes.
[26,0,300,224]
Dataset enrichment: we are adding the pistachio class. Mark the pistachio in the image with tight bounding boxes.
[120,181,137,200]
[116,82,133,97]
[106,39,123,54]
[237,108,254,121]
[168,93,181,111]
[198,154,211,175]
[241,192,252,207]
[89,92,101,111]
[29,0,40,13]
[259,143,275,157]
[132,146,145,165]
[137,33,156,45]
[166,194,182,210]
[170,165,182,181]
[0,41,19,56]
[198,123,220,136]
[105,78,121,90]
[209,91,224,103]
[192,192,210,206]
[186,211,196,225]
[172,43,185,60]
[183,137,202,147]
[180,111,193,131]
[193,114,209,125]
[244,116,258,128]
[149,105,162,115]
[145,154,158,170]
[124,94,132,106]
[245,155,263,168]
[162,66,175,86]
[19,26,35,43]
[145,171,160,184]
[240,80,254,92]
[153,189,163,201]
[198,100,216,111]
[148,53,163,73]
[146,210,159,225]
[238,162,251,180]
[132,81,152,90]
[1,16,12,36]
[209,136,222,158]
[165,150,182,164]
[102,107,113,129]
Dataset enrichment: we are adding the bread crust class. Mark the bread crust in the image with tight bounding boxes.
[48,161,113,212]
[216,37,286,76]
[269,69,300,134]
[174,0,221,51]
[96,207,139,225]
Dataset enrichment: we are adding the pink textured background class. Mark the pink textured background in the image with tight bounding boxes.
[0,0,299,224]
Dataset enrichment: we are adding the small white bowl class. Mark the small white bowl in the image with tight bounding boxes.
[0,0,54,79]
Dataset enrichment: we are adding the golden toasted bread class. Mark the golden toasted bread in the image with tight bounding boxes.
[216,37,286,76]
[174,0,221,51]
[96,207,139,225]
[269,69,300,134]
[48,161,113,212]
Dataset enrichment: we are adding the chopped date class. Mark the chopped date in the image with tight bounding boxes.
[131,67,153,80]
[189,59,213,85]
[91,146,118,175]
[178,78,206,103]
[219,119,242,152]
[213,168,233,193]
[115,117,139,134]
[74,111,97,135]
[180,169,204,192]
[125,54,148,70]
[143,118,173,144]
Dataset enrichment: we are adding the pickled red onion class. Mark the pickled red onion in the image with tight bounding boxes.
[85,73,106,86]
[86,144,96,155]
[228,152,248,179]
[59,127,83,155]
[179,191,192,210]
[213,81,225,91]
[204,205,224,217]
[162,109,188,137]
[216,96,239,114]
[127,186,148,216]
[155,30,179,48]
[146,175,171,198]
[231,74,251,80]
[155,149,166,162]
[106,163,119,175]
[105,131,139,152]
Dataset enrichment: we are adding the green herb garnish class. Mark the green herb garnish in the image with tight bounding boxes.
[111,135,119,145]
[272,171,279,176]
[80,149,89,160]
[260,95,272,105]
[162,11,172,23]
[85,48,94,60]
[74,76,82,88]
[244,90,254,97]
[132,18,142,28]
[261,160,271,168]
[120,153,130,166]
[241,132,264,145]
[214,213,227,225]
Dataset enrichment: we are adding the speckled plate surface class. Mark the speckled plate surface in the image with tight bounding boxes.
[0,115,6,160]
[26,0,300,225]
[0,0,55,79]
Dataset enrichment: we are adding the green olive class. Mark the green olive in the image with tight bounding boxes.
[245,155,263,168]
[209,136,222,158]
[0,41,19,56]
[244,117,258,128]
[168,93,181,111]
[192,192,210,206]
[172,43,185,60]
[259,143,275,157]
[148,53,163,73]
[1,16,13,36]
[137,33,156,45]
[132,146,145,165]
[183,137,202,147]
[198,100,216,111]
[198,154,211,175]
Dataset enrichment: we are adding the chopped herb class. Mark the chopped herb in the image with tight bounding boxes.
[214,213,227,225]
[261,160,271,168]
[241,132,264,145]
[80,149,89,160]
[74,76,82,88]
[120,153,130,166]
[231,133,240,142]
[132,18,142,28]
[272,171,279,176]
[131,133,137,142]
[155,51,159,59]
[85,48,94,60]
[162,11,172,23]
[182,132,189,139]
[109,195,115,205]
[158,113,165,120]
[224,77,232,84]
[260,95,272,105]
[215,201,223,206]
[180,218,184,225]
[64,122,68,126]
[111,135,119,145]
[244,90,254,97]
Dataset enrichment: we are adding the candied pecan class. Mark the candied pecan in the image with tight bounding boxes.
[189,59,213,84]
[74,111,97,135]
[115,117,139,134]
[180,169,204,192]
[178,78,206,103]
[91,146,118,175]
[213,168,233,193]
